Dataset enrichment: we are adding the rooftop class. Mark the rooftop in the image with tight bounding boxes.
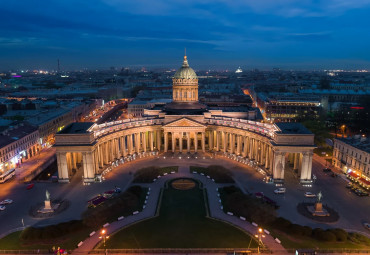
[274,122,312,135]
[58,122,94,134]
[0,122,38,148]
[336,136,370,153]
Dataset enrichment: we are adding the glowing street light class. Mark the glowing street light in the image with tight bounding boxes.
[254,228,265,253]
[99,229,109,247]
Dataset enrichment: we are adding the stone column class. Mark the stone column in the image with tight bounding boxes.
[164,132,168,152]
[269,149,274,171]
[201,132,205,152]
[236,135,241,155]
[135,133,140,153]
[122,136,127,156]
[157,131,162,151]
[194,132,198,152]
[115,138,119,159]
[57,152,69,182]
[179,133,183,153]
[128,134,133,154]
[94,150,99,173]
[98,145,103,168]
[242,136,248,157]
[72,152,77,169]
[249,138,253,159]
[294,153,299,170]
[273,151,285,180]
[171,132,176,153]
[265,146,270,169]
[216,131,220,151]
[209,130,214,151]
[142,132,147,152]
[82,152,95,182]
[222,132,226,153]
[229,133,233,153]
[104,142,109,164]
[150,131,154,151]
[187,132,190,152]
[300,152,313,181]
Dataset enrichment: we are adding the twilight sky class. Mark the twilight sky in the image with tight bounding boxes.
[1,0,370,70]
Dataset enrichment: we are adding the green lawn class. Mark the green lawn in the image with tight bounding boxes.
[104,179,256,248]
[0,228,92,250]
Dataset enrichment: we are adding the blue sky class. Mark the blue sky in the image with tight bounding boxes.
[1,0,370,70]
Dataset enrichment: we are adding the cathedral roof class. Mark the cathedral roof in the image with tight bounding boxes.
[173,55,198,79]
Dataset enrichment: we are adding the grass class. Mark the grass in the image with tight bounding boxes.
[0,227,93,250]
[133,166,178,183]
[270,229,370,250]
[190,165,234,183]
[104,179,256,248]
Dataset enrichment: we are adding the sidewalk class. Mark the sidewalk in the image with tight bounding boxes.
[16,147,56,182]
[72,166,286,255]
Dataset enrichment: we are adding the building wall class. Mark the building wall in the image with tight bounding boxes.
[333,138,370,178]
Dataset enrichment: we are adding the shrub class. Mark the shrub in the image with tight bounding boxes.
[317,230,336,242]
[302,226,313,236]
[134,166,178,183]
[329,228,347,242]
[20,220,86,241]
[289,224,306,236]
[272,217,292,231]
[312,228,325,239]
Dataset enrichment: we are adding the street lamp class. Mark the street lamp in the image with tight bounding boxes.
[254,228,265,254]
[99,229,109,247]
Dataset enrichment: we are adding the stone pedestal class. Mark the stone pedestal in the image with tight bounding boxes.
[44,200,52,210]
[307,202,330,217]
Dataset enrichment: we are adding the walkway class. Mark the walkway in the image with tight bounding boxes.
[72,166,286,255]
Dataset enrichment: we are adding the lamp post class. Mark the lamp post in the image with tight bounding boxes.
[99,228,109,254]
[254,228,265,254]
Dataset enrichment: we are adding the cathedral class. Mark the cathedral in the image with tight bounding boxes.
[55,54,315,185]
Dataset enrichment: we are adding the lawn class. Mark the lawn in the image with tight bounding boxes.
[190,165,234,183]
[104,179,256,248]
[133,166,178,183]
[0,227,92,250]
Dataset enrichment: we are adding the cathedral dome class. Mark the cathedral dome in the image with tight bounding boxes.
[173,55,198,79]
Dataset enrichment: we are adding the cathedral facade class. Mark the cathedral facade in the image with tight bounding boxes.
[55,55,315,184]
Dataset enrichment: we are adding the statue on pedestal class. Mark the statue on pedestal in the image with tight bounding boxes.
[46,190,50,201]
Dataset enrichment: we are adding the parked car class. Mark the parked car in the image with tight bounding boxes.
[0,199,13,205]
[346,182,353,188]
[304,192,316,198]
[0,205,5,211]
[323,168,332,172]
[364,222,370,230]
[331,173,338,178]
[274,188,286,194]
[26,183,34,190]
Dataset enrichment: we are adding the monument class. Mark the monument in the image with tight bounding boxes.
[38,190,58,214]
[307,191,330,217]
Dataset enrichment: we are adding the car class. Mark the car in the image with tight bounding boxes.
[0,205,5,211]
[364,223,370,230]
[323,168,332,172]
[274,188,286,194]
[346,182,353,188]
[26,183,34,190]
[331,173,338,178]
[304,192,316,198]
[0,199,13,205]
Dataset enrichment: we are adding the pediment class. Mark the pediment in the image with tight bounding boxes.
[163,118,206,128]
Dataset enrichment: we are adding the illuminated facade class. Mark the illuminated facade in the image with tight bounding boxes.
[55,55,315,184]
[0,123,40,173]
[333,137,370,189]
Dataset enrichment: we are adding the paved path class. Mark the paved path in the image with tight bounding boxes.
[72,166,286,255]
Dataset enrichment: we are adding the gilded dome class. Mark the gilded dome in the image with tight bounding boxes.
[173,55,198,79]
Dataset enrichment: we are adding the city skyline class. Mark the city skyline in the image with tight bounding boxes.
[1,0,370,70]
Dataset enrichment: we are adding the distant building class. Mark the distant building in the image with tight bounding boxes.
[235,67,243,73]
[0,122,40,173]
[333,136,370,189]
[256,92,321,122]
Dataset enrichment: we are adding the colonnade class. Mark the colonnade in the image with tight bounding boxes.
[56,127,313,184]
